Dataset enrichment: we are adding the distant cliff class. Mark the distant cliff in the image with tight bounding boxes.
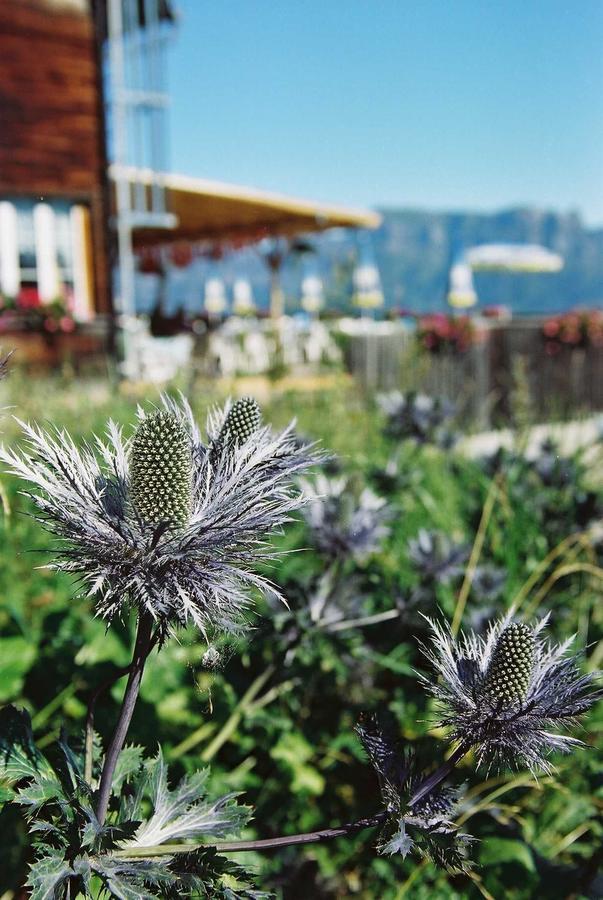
[355,207,603,313]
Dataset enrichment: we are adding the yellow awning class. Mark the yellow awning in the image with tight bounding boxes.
[110,166,381,247]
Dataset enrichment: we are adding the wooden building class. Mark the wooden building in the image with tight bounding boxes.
[0,0,379,344]
[0,0,109,318]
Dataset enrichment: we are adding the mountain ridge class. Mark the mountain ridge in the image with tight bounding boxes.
[359,206,603,313]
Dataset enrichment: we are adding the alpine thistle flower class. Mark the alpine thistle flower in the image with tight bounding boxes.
[219,396,261,447]
[210,396,261,464]
[378,390,456,447]
[407,529,469,584]
[482,622,534,705]
[129,411,193,528]
[0,395,318,637]
[300,473,390,563]
[356,715,472,872]
[421,613,602,773]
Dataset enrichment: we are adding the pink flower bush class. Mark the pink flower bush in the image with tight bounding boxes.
[543,309,603,356]
[417,314,479,355]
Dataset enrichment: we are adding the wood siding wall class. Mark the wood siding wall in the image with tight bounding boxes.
[0,0,110,313]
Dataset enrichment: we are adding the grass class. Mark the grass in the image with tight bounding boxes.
[0,371,601,898]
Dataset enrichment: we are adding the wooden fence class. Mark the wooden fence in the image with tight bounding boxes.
[340,319,603,427]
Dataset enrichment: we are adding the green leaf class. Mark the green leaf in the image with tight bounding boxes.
[414,825,474,874]
[0,706,62,811]
[0,636,36,701]
[167,848,270,900]
[121,749,250,849]
[479,837,536,872]
[15,778,65,812]
[26,849,73,900]
[112,745,144,796]
[271,733,325,796]
[91,856,169,900]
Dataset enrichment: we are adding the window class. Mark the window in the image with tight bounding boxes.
[0,198,94,320]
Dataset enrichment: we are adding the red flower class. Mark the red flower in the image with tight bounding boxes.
[543,319,560,337]
[60,316,76,333]
[18,288,41,309]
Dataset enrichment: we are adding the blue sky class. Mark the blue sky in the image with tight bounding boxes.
[169,0,603,224]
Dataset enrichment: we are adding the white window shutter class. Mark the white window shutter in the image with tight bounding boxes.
[34,203,60,302]
[0,201,20,298]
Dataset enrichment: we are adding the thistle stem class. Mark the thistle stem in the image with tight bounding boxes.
[407,743,468,808]
[215,744,469,853]
[116,744,470,856]
[85,630,160,784]
[95,611,155,825]
[113,813,388,858]
[215,813,387,851]
[84,664,131,785]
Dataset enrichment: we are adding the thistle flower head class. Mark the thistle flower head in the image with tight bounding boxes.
[482,622,534,705]
[408,529,469,584]
[356,715,471,872]
[421,612,602,772]
[219,396,261,447]
[209,396,262,468]
[470,564,506,602]
[0,395,319,638]
[129,411,193,528]
[378,390,456,447]
[300,473,390,563]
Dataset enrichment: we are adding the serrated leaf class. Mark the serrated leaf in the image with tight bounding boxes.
[167,848,270,900]
[414,824,474,874]
[29,820,66,842]
[81,809,141,853]
[112,745,144,795]
[122,749,249,848]
[71,856,92,896]
[0,706,51,782]
[0,706,63,812]
[355,714,413,813]
[381,818,414,857]
[91,856,170,900]
[15,778,65,813]
[26,849,73,900]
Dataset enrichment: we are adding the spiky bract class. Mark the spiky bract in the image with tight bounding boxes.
[129,411,193,528]
[0,396,318,637]
[378,390,456,447]
[421,613,602,772]
[407,529,469,584]
[300,473,390,562]
[356,715,471,872]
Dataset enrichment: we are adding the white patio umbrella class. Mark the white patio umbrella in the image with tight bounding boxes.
[447,258,477,309]
[204,277,227,315]
[232,278,256,315]
[300,274,324,314]
[352,263,384,311]
[466,244,564,273]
